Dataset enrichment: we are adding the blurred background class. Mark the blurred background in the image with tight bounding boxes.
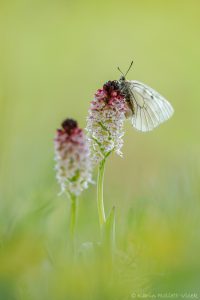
[0,0,200,299]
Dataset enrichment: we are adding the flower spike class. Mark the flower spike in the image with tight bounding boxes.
[54,118,93,196]
[86,81,130,164]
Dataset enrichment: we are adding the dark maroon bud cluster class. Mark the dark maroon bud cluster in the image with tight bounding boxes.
[103,80,119,94]
[62,118,78,134]
[102,80,123,99]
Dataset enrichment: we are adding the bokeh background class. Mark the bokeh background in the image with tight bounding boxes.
[0,0,200,299]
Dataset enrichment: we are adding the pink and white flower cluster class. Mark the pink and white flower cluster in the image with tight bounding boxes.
[54,119,93,196]
[86,81,129,164]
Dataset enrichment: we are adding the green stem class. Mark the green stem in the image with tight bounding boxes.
[70,194,77,251]
[97,158,106,230]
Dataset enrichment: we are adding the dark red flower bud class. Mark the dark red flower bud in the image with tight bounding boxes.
[62,119,78,134]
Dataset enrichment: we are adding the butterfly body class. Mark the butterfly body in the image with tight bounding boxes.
[119,76,135,114]
[118,76,174,132]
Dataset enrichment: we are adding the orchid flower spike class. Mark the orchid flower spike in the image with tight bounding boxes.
[86,81,130,164]
[54,118,93,196]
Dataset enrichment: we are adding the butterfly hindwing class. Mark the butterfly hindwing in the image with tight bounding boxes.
[128,80,174,132]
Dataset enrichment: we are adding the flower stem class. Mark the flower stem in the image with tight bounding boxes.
[97,158,106,230]
[70,194,77,251]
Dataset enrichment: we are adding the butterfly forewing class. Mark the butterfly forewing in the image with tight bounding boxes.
[128,80,174,132]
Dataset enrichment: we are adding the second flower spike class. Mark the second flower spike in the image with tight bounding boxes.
[54,118,93,196]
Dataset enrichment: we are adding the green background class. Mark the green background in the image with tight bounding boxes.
[0,1,200,299]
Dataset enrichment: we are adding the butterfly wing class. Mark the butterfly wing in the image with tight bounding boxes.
[128,80,174,132]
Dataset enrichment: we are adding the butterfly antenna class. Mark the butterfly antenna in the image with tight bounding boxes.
[117,66,125,76]
[125,61,133,77]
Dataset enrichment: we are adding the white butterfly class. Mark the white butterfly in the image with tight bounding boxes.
[118,62,174,132]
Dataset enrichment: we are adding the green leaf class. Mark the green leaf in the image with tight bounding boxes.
[102,206,116,256]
